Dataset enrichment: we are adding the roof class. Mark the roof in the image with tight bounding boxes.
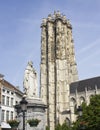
[70,76,100,94]
[1,79,23,96]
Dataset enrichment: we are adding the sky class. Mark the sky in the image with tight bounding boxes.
[0,0,100,91]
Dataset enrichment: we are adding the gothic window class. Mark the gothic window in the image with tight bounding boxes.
[66,117,71,127]
[70,97,76,106]
[80,96,85,104]
[70,97,76,114]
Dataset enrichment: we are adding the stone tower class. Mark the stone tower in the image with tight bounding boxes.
[40,11,78,130]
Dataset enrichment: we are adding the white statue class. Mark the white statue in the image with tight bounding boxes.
[23,61,38,98]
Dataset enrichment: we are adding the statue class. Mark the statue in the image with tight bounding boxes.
[23,61,38,98]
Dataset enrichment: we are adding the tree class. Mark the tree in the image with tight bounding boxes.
[61,122,71,130]
[46,126,50,130]
[55,122,71,130]
[55,124,62,130]
[72,94,100,130]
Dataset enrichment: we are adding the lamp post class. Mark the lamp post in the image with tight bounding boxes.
[77,106,86,130]
[77,106,83,117]
[20,97,28,130]
[15,104,21,116]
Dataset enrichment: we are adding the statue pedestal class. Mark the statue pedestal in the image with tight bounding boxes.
[18,97,47,130]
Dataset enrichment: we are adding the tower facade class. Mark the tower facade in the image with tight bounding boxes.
[40,11,78,130]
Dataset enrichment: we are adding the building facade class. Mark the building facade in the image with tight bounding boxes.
[0,74,23,129]
[69,76,100,123]
[40,11,78,130]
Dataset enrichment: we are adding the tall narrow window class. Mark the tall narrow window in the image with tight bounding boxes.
[7,96,10,106]
[2,95,5,105]
[6,111,9,121]
[2,110,5,121]
[11,111,13,120]
[11,98,13,107]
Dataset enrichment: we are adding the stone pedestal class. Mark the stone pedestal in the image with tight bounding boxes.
[18,98,47,130]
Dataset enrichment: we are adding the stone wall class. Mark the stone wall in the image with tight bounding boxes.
[40,11,78,130]
[17,98,47,130]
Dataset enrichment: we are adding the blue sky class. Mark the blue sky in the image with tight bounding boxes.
[0,0,100,91]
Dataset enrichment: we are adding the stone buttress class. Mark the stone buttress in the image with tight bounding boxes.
[40,11,78,130]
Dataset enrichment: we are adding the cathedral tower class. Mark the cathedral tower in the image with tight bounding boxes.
[40,11,78,130]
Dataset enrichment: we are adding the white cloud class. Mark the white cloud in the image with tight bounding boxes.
[76,38,100,55]
[78,50,100,64]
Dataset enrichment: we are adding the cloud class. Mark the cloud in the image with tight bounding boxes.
[78,49,100,64]
[76,38,100,55]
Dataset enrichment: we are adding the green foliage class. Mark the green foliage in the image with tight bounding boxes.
[27,118,40,123]
[55,124,62,130]
[46,126,50,130]
[62,122,70,130]
[7,119,20,128]
[27,118,40,127]
[72,94,100,130]
[55,122,71,130]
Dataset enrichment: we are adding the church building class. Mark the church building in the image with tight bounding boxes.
[40,11,78,130]
[40,11,100,130]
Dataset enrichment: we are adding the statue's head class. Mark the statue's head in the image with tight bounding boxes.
[28,61,33,67]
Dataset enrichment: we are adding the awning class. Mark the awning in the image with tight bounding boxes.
[1,122,11,128]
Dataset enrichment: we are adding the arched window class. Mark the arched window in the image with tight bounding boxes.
[66,117,71,127]
[70,97,76,106]
[70,97,76,113]
[80,96,85,104]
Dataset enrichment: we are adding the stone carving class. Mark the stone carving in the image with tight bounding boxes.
[23,61,38,98]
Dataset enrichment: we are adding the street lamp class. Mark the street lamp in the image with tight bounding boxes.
[77,106,86,130]
[20,97,28,130]
[77,106,83,117]
[15,104,21,117]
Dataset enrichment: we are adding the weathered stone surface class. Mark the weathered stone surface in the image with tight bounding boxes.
[23,61,38,98]
[18,98,47,130]
[40,11,78,130]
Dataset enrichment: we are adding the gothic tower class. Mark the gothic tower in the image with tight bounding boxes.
[40,11,78,130]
